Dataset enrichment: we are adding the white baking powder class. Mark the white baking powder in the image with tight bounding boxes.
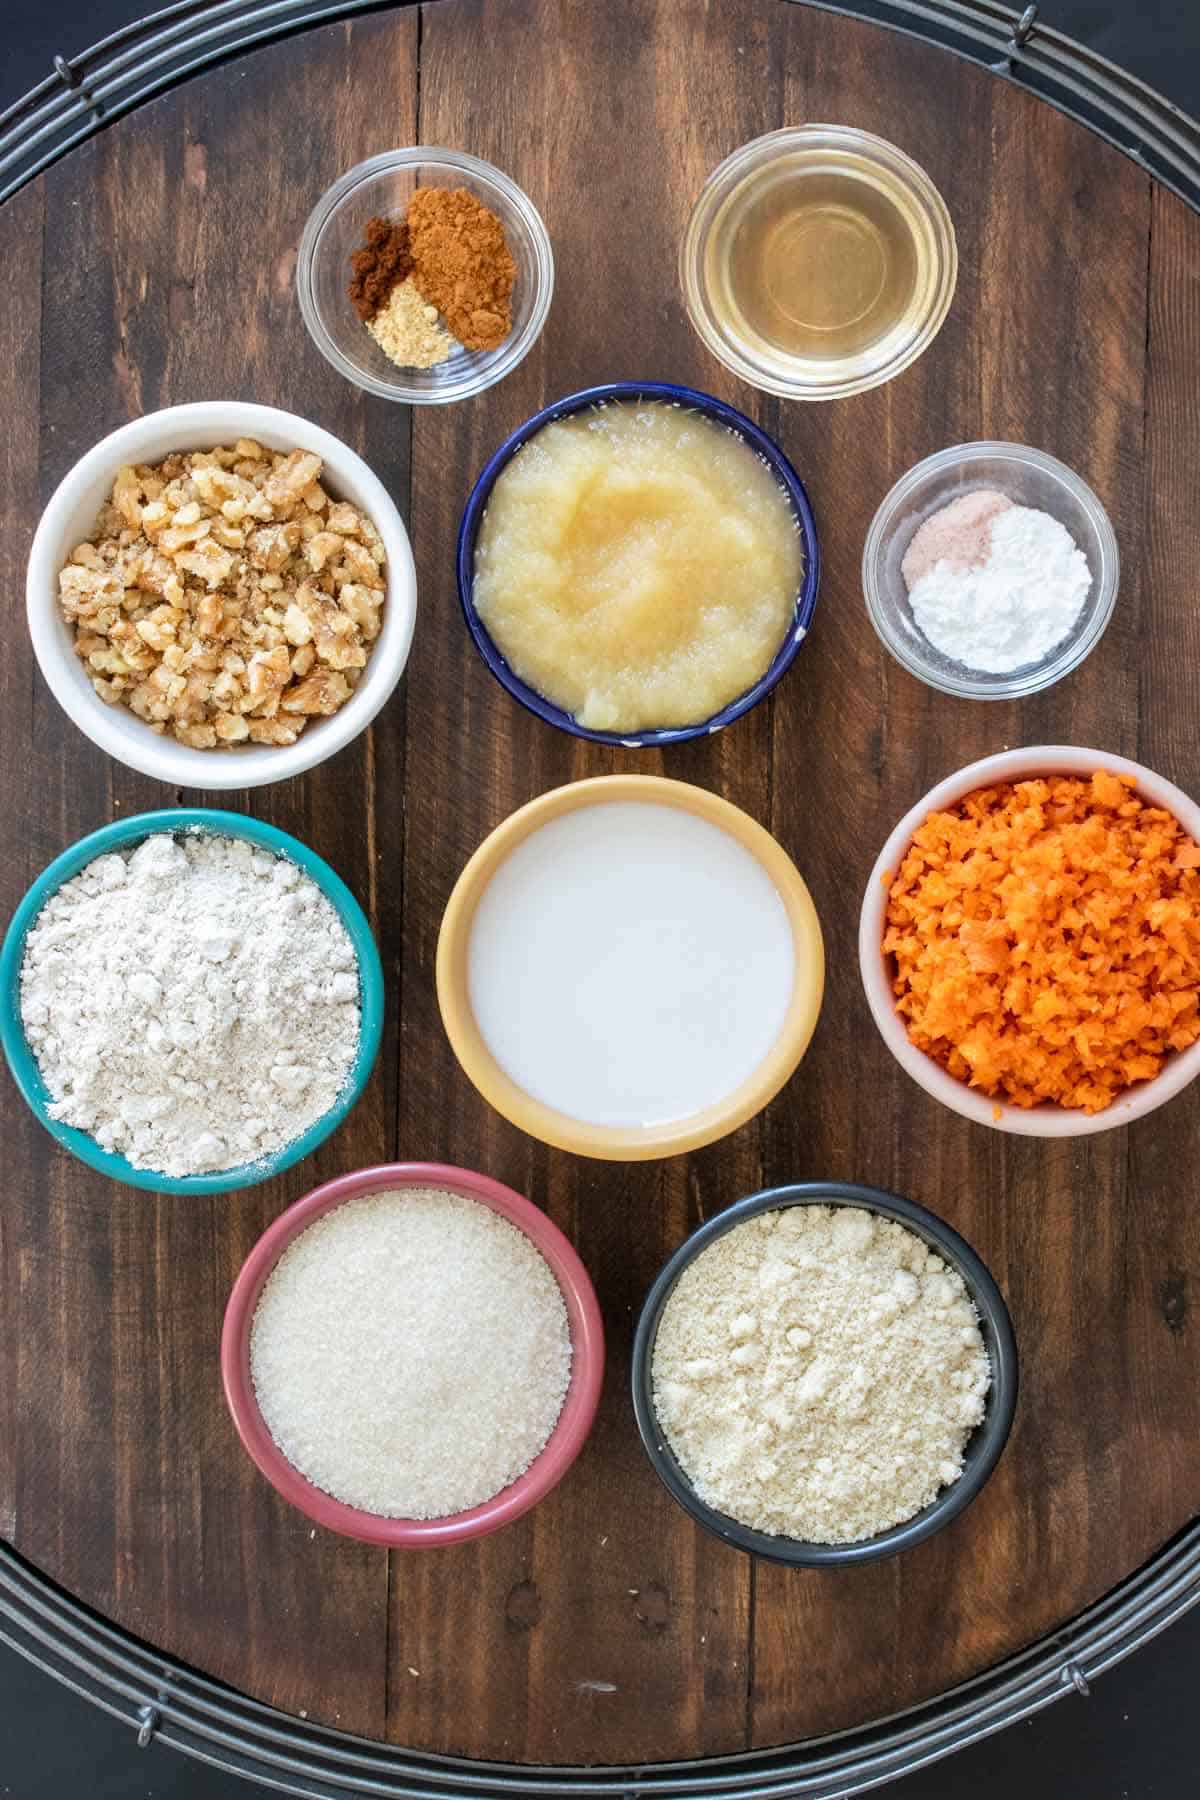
[653,1205,991,1544]
[907,502,1091,673]
[19,832,361,1177]
[250,1188,572,1518]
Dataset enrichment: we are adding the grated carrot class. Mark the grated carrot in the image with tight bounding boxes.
[883,772,1200,1112]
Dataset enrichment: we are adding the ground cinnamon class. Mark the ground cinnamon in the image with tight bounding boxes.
[406,186,515,352]
[348,216,413,321]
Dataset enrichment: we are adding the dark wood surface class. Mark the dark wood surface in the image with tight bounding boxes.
[0,0,1197,1769]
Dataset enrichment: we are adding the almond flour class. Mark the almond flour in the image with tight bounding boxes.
[652,1204,991,1543]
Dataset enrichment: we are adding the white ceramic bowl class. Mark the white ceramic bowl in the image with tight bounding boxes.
[859,746,1200,1137]
[27,402,417,790]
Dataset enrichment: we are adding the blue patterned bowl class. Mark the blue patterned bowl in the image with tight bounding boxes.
[456,382,820,747]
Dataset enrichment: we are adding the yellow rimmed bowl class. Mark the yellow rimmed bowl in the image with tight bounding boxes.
[436,776,824,1160]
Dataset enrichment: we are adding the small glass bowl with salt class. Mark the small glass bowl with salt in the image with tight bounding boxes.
[862,442,1119,699]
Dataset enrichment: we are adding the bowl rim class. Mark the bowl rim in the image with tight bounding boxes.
[630,1180,1018,1566]
[861,441,1121,700]
[295,146,555,405]
[436,775,825,1159]
[220,1161,606,1546]
[455,380,821,746]
[26,400,417,791]
[0,808,384,1192]
[859,746,1200,1136]
[680,124,958,402]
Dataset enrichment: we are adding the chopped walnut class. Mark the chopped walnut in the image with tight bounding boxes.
[58,443,387,749]
[282,670,353,715]
[247,716,303,746]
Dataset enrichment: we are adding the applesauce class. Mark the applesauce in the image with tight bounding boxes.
[471,401,803,732]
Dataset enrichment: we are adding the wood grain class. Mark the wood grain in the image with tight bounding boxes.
[751,8,1155,1742]
[0,180,44,1549]
[1126,183,1200,1538]
[4,11,421,1739]
[0,0,1197,1772]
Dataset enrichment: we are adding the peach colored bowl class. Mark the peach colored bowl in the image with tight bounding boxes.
[221,1162,604,1546]
[859,745,1200,1138]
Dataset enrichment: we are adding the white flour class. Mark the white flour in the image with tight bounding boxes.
[907,502,1091,673]
[653,1205,991,1543]
[20,832,361,1178]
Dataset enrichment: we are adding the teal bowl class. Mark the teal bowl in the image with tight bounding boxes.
[0,809,384,1194]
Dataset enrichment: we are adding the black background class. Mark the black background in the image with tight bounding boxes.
[2,2,1199,1796]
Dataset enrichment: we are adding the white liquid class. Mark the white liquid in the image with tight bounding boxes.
[467,802,796,1128]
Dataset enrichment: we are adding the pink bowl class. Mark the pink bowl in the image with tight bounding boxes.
[221,1162,605,1546]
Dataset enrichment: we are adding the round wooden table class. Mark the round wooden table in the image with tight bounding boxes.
[2,0,1199,1780]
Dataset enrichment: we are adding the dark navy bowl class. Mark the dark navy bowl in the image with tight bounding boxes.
[631,1181,1018,1567]
[456,381,821,747]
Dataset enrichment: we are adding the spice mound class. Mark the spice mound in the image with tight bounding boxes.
[58,441,386,749]
[347,187,516,370]
[472,401,803,732]
[406,186,514,350]
[901,490,1091,674]
[369,279,455,371]
[19,832,361,1177]
[349,215,413,320]
[250,1187,572,1518]
[653,1204,990,1544]
[884,771,1200,1112]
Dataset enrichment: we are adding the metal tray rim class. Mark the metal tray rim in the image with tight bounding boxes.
[3,1519,1199,1795]
[1,0,1200,207]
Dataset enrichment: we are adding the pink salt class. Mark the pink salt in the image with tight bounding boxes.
[901,490,1014,590]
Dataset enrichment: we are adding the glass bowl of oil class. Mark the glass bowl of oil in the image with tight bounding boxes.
[681,125,957,402]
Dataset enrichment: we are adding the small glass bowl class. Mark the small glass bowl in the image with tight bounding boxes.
[680,125,957,402]
[297,148,554,405]
[863,442,1120,699]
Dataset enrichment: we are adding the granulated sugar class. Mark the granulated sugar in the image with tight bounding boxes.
[19,832,360,1177]
[250,1188,572,1519]
[653,1205,990,1543]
